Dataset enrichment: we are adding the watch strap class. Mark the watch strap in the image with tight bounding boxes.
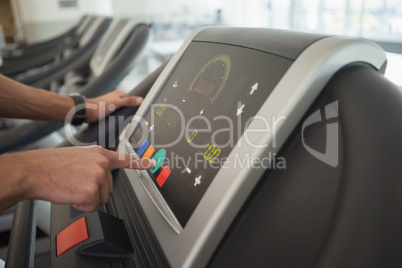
[69,94,86,126]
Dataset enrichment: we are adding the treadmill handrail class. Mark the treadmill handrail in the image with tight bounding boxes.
[0,121,64,154]
[5,200,37,268]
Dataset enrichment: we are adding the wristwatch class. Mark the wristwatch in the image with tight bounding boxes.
[69,93,86,126]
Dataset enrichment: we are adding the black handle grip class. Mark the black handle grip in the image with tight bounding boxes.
[5,200,37,268]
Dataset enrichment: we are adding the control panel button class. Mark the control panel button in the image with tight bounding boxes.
[150,149,166,173]
[156,165,172,187]
[138,139,150,157]
[142,145,155,159]
[56,217,89,256]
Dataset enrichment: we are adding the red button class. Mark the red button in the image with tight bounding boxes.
[156,165,171,187]
[56,217,89,256]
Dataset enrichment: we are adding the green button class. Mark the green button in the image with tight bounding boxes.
[150,149,166,173]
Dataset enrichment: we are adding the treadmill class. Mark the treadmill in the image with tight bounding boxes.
[0,16,110,78]
[0,15,92,60]
[60,18,152,96]
[8,27,402,267]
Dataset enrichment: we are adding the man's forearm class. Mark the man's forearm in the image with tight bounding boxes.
[0,146,156,213]
[0,152,30,212]
[0,74,75,121]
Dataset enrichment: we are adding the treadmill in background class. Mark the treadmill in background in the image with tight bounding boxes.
[60,18,152,96]
[0,16,110,78]
[0,15,91,60]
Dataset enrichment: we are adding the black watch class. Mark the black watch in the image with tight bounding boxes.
[69,94,86,126]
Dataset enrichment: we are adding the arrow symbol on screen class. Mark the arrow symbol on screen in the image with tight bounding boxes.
[250,83,259,95]
[237,103,245,116]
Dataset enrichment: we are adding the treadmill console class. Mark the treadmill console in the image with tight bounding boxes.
[118,27,386,267]
[51,27,387,267]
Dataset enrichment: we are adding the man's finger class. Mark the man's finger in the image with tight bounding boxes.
[105,170,113,194]
[105,150,156,169]
[112,89,127,97]
[71,203,99,212]
[116,96,143,108]
[129,157,156,170]
[99,180,110,205]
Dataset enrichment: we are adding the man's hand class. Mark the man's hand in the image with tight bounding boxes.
[85,90,143,123]
[0,146,155,212]
[0,75,143,123]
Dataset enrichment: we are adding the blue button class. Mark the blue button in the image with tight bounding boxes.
[137,139,149,157]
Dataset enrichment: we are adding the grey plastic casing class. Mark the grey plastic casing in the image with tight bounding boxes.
[75,15,93,36]
[117,27,386,267]
[79,16,108,48]
[90,18,140,77]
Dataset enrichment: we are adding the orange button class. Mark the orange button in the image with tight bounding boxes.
[56,217,89,256]
[142,145,155,159]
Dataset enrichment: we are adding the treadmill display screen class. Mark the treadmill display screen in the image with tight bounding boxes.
[129,41,292,227]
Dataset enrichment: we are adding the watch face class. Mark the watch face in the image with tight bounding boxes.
[129,41,292,227]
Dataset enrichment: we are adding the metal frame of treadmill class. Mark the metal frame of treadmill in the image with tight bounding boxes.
[118,27,386,268]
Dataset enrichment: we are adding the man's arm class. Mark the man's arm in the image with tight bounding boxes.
[0,74,143,123]
[0,75,152,213]
[0,146,156,212]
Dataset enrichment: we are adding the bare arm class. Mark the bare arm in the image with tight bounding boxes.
[0,75,151,212]
[0,74,143,123]
[0,146,156,212]
[0,74,76,121]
